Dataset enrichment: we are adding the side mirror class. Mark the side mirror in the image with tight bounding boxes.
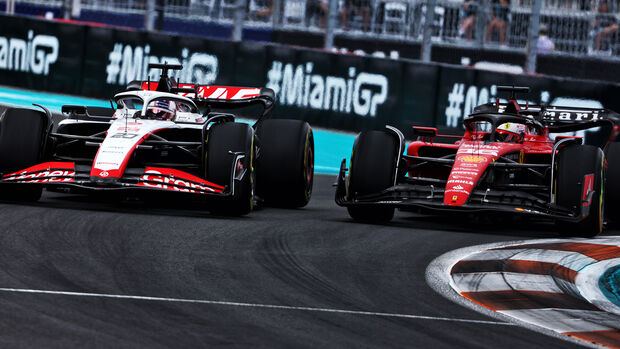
[61,105,87,115]
[413,126,438,138]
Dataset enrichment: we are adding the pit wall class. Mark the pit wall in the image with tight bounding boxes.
[1,14,619,140]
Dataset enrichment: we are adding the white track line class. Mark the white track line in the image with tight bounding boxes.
[0,287,510,326]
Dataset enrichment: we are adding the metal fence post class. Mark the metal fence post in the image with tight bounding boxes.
[145,0,156,31]
[525,0,542,73]
[421,0,438,61]
[324,0,339,50]
[63,0,70,19]
[5,0,15,15]
[232,0,248,42]
[272,0,282,27]
[156,0,165,31]
[71,0,81,18]
[474,0,488,48]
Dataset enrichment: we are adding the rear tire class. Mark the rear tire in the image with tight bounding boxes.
[255,119,314,208]
[0,108,49,202]
[556,145,604,238]
[604,142,620,219]
[346,130,398,223]
[205,122,255,215]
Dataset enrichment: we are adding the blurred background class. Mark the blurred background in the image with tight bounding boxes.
[3,0,619,69]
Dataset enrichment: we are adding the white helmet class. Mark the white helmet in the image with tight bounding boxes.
[495,123,526,142]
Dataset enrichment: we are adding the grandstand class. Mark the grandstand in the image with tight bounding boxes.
[1,0,618,66]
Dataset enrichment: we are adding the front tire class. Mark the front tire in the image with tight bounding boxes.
[556,145,604,238]
[346,130,398,223]
[255,119,314,208]
[604,142,620,219]
[0,108,49,202]
[205,122,255,215]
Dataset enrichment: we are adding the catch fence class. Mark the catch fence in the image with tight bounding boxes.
[4,0,620,66]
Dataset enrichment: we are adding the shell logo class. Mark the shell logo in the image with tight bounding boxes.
[459,155,485,163]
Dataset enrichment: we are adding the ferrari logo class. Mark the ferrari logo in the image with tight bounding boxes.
[452,195,458,201]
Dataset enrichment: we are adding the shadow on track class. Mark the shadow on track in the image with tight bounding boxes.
[0,190,252,221]
[331,210,618,239]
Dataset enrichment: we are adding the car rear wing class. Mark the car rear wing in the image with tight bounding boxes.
[540,106,620,132]
[473,102,620,133]
[136,81,275,120]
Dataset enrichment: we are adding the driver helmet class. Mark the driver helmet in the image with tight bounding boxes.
[495,122,526,142]
[147,100,176,120]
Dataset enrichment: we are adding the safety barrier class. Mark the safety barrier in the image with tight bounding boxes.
[0,14,619,140]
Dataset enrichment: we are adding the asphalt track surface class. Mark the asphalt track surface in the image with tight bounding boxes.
[0,104,608,348]
[2,173,615,348]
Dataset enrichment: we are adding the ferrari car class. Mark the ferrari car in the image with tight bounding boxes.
[336,86,620,237]
[0,63,314,215]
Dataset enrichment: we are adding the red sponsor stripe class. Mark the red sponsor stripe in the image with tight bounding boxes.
[461,290,600,311]
[140,167,225,192]
[582,174,594,206]
[505,260,578,283]
[139,82,261,99]
[4,162,75,177]
[141,81,159,91]
[563,330,620,349]
[90,129,165,179]
[493,242,620,261]
[451,260,577,283]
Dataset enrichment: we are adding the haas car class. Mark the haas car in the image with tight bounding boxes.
[336,86,620,237]
[0,64,314,215]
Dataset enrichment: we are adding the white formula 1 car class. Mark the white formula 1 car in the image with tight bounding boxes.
[0,64,314,214]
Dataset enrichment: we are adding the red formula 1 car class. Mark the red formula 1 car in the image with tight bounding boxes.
[0,64,314,215]
[336,86,620,237]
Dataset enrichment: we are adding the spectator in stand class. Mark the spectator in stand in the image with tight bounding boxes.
[592,1,618,52]
[307,0,329,28]
[252,0,274,21]
[459,0,477,40]
[340,0,371,31]
[485,0,511,45]
[536,24,554,54]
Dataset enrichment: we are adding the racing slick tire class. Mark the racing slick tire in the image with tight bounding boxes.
[255,119,314,208]
[556,144,604,238]
[205,122,255,216]
[604,142,620,218]
[346,130,398,223]
[0,108,49,202]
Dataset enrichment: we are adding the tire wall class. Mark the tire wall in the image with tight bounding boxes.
[1,14,619,143]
